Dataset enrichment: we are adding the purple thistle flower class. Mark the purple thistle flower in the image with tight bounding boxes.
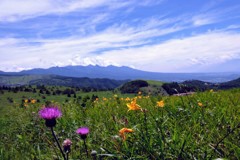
[39,107,62,119]
[39,106,62,127]
[76,127,89,139]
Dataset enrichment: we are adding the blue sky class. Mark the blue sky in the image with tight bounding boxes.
[0,0,240,72]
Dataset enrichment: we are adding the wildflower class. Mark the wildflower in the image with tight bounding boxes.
[157,100,164,108]
[138,91,142,95]
[76,127,90,140]
[125,97,131,101]
[127,99,141,111]
[63,139,72,153]
[77,127,90,156]
[31,99,36,104]
[210,89,214,92]
[24,99,28,103]
[198,102,203,107]
[39,106,62,127]
[119,128,134,140]
[39,106,65,159]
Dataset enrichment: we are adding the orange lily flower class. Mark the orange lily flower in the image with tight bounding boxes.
[127,99,141,111]
[119,128,134,140]
[31,99,36,104]
[157,100,164,108]
[198,102,203,107]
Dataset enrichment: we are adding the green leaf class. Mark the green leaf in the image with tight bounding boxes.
[17,135,22,139]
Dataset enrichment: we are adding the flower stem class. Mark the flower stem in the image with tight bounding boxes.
[143,111,149,139]
[83,139,89,157]
[66,152,69,160]
[50,127,66,160]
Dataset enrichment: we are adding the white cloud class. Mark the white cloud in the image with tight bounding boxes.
[98,31,240,72]
[192,4,240,27]
[1,30,240,72]
[0,1,240,73]
[0,0,121,22]
[0,0,163,22]
[68,56,120,67]
[0,0,55,22]
[0,15,187,71]
[192,16,215,26]
[0,38,20,46]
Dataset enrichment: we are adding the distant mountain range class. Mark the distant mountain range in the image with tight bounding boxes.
[1,65,240,82]
[0,74,128,90]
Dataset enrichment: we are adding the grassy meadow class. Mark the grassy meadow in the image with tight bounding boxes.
[0,86,240,159]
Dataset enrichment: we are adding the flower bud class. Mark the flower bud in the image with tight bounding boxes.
[62,139,72,153]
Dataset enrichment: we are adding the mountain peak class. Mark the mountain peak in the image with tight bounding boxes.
[1,65,239,82]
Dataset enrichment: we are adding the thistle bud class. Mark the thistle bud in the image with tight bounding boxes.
[62,139,72,153]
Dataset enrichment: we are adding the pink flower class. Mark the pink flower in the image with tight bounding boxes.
[39,106,62,127]
[76,127,89,139]
[39,106,62,120]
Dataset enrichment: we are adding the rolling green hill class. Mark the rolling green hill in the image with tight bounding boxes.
[0,75,48,85]
[162,77,240,95]
[119,80,167,96]
[0,75,128,90]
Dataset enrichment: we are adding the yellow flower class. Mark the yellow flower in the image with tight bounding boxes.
[24,99,28,103]
[210,89,214,92]
[127,99,141,111]
[125,97,131,101]
[157,100,164,108]
[198,102,203,107]
[103,97,107,101]
[31,99,36,104]
[119,128,134,140]
[138,91,142,95]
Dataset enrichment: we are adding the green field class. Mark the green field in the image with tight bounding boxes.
[0,87,239,159]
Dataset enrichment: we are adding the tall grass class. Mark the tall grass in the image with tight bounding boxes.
[0,89,239,159]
